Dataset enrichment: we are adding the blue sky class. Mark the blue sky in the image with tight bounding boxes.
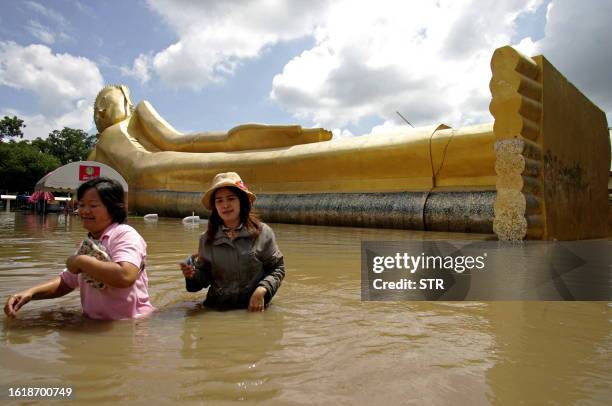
[0,0,610,140]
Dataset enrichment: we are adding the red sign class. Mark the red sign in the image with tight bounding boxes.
[79,165,101,181]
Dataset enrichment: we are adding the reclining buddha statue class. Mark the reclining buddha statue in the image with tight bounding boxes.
[89,46,610,241]
[93,84,333,151]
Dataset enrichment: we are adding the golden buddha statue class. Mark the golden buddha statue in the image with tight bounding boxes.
[93,85,331,152]
[89,46,610,241]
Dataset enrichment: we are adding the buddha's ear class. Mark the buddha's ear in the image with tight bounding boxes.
[119,85,134,111]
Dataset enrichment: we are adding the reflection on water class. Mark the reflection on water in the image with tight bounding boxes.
[0,212,610,404]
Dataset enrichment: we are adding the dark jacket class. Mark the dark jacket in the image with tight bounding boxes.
[185,222,285,309]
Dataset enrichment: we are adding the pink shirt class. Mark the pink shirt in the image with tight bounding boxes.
[60,223,156,320]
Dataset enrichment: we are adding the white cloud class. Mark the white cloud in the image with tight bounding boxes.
[513,37,537,56]
[1,102,91,142]
[73,1,95,18]
[25,20,56,44]
[369,120,407,136]
[134,0,611,134]
[270,0,545,132]
[531,0,612,123]
[121,53,152,84]
[141,0,330,89]
[24,1,69,26]
[0,41,103,139]
[331,128,354,140]
[22,3,73,45]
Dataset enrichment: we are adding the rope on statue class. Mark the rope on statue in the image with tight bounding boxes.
[423,125,456,230]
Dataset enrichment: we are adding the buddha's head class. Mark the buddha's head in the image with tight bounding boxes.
[93,85,134,133]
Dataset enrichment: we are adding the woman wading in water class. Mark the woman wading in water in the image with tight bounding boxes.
[4,177,155,320]
[180,172,285,311]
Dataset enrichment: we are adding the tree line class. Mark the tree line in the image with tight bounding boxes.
[0,115,96,194]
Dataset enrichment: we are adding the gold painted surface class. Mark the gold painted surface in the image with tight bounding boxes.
[91,116,497,195]
[135,101,332,152]
[490,46,545,240]
[1,212,611,404]
[534,55,610,240]
[490,46,610,240]
[88,45,610,241]
[94,85,134,133]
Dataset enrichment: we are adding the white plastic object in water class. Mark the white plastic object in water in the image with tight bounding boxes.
[182,215,200,225]
[144,213,159,221]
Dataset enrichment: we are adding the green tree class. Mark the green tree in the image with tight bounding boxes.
[0,116,26,140]
[0,140,60,194]
[32,127,96,165]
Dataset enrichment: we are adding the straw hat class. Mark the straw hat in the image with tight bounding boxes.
[201,172,256,210]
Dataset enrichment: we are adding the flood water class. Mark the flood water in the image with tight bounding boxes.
[0,211,610,404]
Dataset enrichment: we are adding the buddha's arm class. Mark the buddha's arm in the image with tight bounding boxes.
[133,101,332,153]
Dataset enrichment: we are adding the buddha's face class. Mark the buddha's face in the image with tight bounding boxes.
[94,87,129,133]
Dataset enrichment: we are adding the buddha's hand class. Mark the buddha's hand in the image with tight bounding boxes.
[248,286,267,312]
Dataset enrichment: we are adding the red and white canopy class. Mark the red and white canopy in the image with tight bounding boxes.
[34,161,128,193]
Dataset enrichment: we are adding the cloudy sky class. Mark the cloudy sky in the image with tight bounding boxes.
[0,0,610,140]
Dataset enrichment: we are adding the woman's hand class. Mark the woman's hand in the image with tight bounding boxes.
[248,286,267,312]
[180,254,199,279]
[4,290,33,318]
[180,262,196,279]
[65,255,83,274]
[4,277,73,318]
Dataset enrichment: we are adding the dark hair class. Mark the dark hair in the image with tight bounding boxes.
[77,177,127,224]
[206,186,260,244]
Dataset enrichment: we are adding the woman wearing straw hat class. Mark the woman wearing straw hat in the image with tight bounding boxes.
[180,172,285,311]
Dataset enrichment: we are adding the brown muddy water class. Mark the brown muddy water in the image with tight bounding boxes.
[0,212,610,405]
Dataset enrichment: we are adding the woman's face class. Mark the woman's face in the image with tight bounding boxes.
[78,188,113,238]
[214,188,241,227]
